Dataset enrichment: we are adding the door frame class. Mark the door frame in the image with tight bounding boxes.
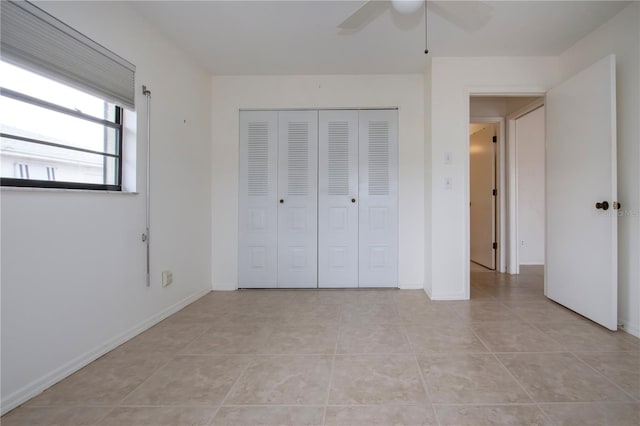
[469,117,505,272]
[505,97,545,275]
[463,87,547,299]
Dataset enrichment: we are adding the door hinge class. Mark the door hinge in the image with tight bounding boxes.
[493,242,497,250]
[492,135,497,143]
[492,188,497,196]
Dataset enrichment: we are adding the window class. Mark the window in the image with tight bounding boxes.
[46,166,56,181]
[1,61,123,190]
[1,0,136,191]
[14,163,29,179]
[12,162,56,181]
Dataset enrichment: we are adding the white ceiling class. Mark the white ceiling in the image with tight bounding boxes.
[130,1,629,75]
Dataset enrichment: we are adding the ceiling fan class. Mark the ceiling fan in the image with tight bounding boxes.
[338,0,494,34]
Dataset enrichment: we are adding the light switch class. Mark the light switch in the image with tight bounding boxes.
[444,177,452,190]
[444,152,452,165]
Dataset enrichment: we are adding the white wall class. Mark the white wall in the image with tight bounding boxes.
[0,1,212,413]
[516,106,545,265]
[211,74,425,290]
[559,2,640,336]
[428,57,560,299]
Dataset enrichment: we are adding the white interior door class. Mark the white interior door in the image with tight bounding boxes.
[318,110,359,288]
[546,55,618,330]
[358,109,398,288]
[277,110,318,288]
[238,111,278,288]
[515,107,546,267]
[469,124,496,269]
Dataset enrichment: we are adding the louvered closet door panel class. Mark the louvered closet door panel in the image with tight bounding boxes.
[358,110,398,287]
[239,111,278,288]
[318,110,359,288]
[277,111,318,288]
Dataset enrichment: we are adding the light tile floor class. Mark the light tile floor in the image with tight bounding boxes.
[3,267,639,425]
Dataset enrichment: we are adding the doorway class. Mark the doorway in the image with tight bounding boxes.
[463,57,618,330]
[510,102,546,274]
[468,95,546,298]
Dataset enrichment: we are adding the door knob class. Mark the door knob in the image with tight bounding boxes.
[279,199,284,204]
[351,198,356,203]
[595,201,609,210]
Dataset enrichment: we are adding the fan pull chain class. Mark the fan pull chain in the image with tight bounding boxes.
[424,0,429,55]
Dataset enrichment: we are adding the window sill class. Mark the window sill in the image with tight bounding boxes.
[0,186,138,195]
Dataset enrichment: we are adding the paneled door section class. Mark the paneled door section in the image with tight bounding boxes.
[239,109,397,288]
[318,110,359,288]
[277,111,318,288]
[238,111,278,288]
[358,110,399,287]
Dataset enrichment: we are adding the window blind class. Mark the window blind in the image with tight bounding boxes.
[1,0,136,109]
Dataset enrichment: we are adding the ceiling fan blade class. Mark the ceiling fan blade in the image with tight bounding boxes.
[338,0,391,31]
[429,1,493,33]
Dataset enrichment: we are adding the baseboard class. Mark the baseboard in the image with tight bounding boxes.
[0,287,211,416]
[213,282,237,291]
[399,282,423,290]
[618,318,640,338]
[216,283,422,291]
[429,292,468,301]
[423,286,432,300]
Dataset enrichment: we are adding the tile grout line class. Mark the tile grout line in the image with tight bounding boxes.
[527,318,640,353]
[467,324,492,353]
[431,402,541,407]
[491,353,556,425]
[109,352,180,407]
[470,327,557,426]
[412,352,440,426]
[206,356,254,426]
[204,407,218,426]
[103,322,216,408]
[398,296,441,426]
[568,351,638,402]
[322,306,341,426]
[90,406,116,426]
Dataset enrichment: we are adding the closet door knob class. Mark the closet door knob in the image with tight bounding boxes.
[279,199,284,204]
[351,198,356,203]
[595,201,609,210]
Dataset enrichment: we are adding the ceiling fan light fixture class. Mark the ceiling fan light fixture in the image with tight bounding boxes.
[391,0,423,15]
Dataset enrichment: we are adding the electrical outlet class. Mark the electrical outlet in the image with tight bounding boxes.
[520,240,525,247]
[162,270,173,287]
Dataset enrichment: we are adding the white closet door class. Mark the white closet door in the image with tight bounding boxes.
[318,110,359,288]
[277,110,318,288]
[238,111,278,288]
[358,110,398,287]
